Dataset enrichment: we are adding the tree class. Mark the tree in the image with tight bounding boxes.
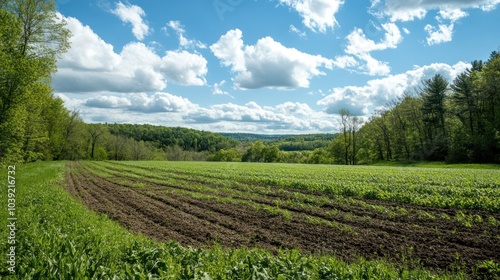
[242,141,280,163]
[0,0,70,164]
[451,67,478,135]
[208,148,241,162]
[339,109,351,165]
[351,49,500,164]
[242,141,265,162]
[59,110,85,160]
[421,74,449,160]
[372,111,392,161]
[108,134,130,160]
[473,52,500,161]
[86,124,108,160]
[337,108,362,165]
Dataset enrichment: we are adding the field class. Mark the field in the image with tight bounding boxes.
[2,161,499,279]
[68,161,499,275]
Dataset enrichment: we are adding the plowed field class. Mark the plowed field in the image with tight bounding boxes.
[66,161,500,273]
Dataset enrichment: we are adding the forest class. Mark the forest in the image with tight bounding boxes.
[0,0,499,166]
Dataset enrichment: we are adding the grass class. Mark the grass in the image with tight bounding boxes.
[0,161,489,279]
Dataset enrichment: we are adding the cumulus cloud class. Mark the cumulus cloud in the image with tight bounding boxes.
[111,2,150,40]
[184,101,335,132]
[371,0,500,22]
[370,0,498,44]
[129,92,198,113]
[58,15,121,71]
[160,51,208,86]
[84,92,198,113]
[67,93,336,133]
[318,61,470,116]
[54,15,208,93]
[342,22,403,75]
[210,29,333,89]
[85,95,131,108]
[278,0,344,33]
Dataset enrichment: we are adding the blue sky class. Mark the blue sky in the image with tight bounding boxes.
[54,0,500,134]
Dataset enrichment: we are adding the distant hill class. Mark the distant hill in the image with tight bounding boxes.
[105,124,337,153]
[221,133,338,151]
[107,124,238,152]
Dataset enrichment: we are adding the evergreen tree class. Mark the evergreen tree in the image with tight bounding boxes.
[421,74,449,160]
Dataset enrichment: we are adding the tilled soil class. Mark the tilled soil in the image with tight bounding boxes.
[65,161,500,273]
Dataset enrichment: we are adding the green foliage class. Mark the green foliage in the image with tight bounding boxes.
[0,0,71,165]
[107,123,238,152]
[222,133,337,151]
[474,260,500,280]
[355,50,500,164]
[242,141,281,162]
[207,148,242,162]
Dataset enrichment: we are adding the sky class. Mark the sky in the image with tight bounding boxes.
[54,0,500,134]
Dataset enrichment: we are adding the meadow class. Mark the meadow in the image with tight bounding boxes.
[1,161,499,279]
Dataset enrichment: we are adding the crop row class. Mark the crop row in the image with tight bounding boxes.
[84,161,500,231]
[97,161,500,212]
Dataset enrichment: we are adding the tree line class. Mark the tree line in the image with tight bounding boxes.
[339,51,500,164]
[0,0,71,165]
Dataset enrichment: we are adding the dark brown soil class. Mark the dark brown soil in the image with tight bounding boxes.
[65,161,500,274]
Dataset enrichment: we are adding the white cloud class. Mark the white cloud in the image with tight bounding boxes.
[332,55,358,69]
[424,9,468,45]
[210,29,333,89]
[210,29,246,72]
[85,95,131,108]
[111,2,150,40]
[166,20,207,49]
[64,93,336,133]
[371,0,500,22]
[318,61,470,116]
[371,1,498,45]
[129,92,198,113]
[160,51,208,86]
[424,24,453,45]
[345,23,402,55]
[184,101,335,132]
[58,15,121,71]
[83,92,198,113]
[343,22,402,75]
[278,0,344,33]
[275,102,315,117]
[212,80,229,95]
[54,15,208,93]
[289,25,307,38]
[358,53,391,76]
[438,9,468,21]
